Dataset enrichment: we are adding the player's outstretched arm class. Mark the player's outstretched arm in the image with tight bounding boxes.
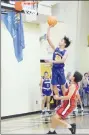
[45,52,68,64]
[47,26,55,50]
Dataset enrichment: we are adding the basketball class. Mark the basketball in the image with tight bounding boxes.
[15,1,23,11]
[47,16,57,26]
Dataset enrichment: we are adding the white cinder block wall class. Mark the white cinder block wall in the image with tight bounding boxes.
[1,22,41,116]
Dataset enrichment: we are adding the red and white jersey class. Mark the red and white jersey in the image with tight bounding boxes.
[65,83,79,105]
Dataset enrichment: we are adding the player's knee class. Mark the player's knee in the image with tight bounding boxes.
[47,99,50,104]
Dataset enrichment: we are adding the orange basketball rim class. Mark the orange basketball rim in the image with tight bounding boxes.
[15,1,38,11]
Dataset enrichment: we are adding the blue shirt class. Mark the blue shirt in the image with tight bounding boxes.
[53,47,66,68]
[42,79,51,90]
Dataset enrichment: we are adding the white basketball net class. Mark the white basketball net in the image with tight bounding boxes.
[22,3,37,22]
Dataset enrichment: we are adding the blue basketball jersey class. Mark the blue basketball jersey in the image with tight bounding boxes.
[87,77,89,92]
[53,47,66,68]
[42,79,51,90]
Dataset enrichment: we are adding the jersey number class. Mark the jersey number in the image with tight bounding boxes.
[55,55,61,61]
[47,84,50,88]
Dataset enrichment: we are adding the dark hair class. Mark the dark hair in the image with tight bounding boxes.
[73,71,83,83]
[84,72,88,76]
[63,36,71,48]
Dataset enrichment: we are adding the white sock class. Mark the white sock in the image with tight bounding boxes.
[67,124,72,129]
[50,128,55,132]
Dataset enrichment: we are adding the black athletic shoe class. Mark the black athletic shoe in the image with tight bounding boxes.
[69,123,76,134]
[47,111,52,115]
[47,130,57,134]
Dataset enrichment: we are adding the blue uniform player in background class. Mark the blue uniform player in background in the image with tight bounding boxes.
[87,72,89,93]
[40,72,52,115]
[46,25,71,96]
[82,73,89,107]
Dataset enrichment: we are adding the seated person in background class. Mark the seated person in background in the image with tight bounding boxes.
[87,72,89,106]
[40,71,52,115]
[82,73,89,93]
[87,71,89,93]
[81,73,89,107]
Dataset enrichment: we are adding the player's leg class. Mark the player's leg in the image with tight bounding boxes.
[55,88,63,111]
[58,69,66,95]
[77,93,83,114]
[52,85,59,95]
[51,68,59,95]
[47,114,76,134]
[47,102,76,134]
[41,95,47,115]
[46,89,52,114]
[47,96,51,113]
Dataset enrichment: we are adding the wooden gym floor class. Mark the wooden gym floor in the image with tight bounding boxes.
[1,111,89,134]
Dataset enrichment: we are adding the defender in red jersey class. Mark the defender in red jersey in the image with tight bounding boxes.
[56,83,79,119]
[47,71,83,134]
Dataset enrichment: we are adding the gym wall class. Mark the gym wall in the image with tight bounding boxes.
[57,1,79,74]
[75,1,89,73]
[1,1,89,117]
[51,1,89,74]
[1,22,41,116]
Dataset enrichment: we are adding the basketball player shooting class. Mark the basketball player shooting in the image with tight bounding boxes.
[47,71,83,134]
[46,25,71,96]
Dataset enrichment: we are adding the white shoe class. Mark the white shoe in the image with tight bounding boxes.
[73,111,78,116]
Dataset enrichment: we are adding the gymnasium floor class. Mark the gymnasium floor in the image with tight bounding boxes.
[1,112,89,134]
